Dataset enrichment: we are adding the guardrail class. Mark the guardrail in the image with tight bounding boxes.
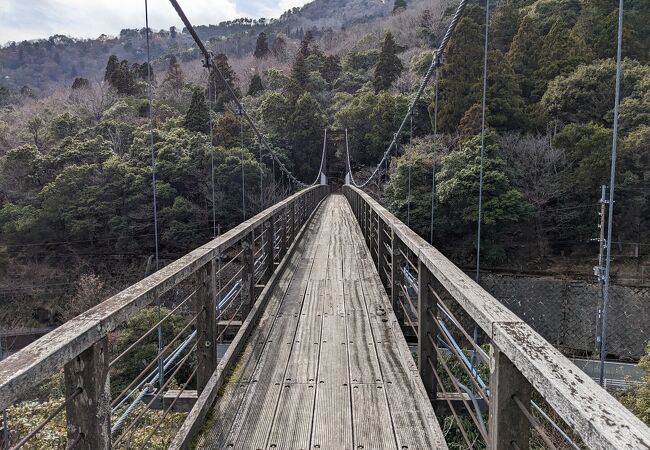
[343,185,650,450]
[0,185,329,449]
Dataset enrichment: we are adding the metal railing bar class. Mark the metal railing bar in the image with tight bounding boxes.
[427,356,476,449]
[138,366,198,449]
[530,401,581,450]
[428,330,489,404]
[112,342,198,447]
[432,339,488,442]
[513,395,558,450]
[9,387,83,450]
[110,309,200,409]
[429,318,489,396]
[427,284,489,364]
[109,287,199,368]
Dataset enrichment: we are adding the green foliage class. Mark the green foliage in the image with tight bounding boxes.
[184,88,210,134]
[334,89,409,165]
[49,112,83,141]
[384,140,435,236]
[208,54,240,111]
[247,74,264,96]
[542,59,650,126]
[254,32,270,58]
[436,134,531,252]
[288,92,327,180]
[111,306,192,393]
[345,49,380,72]
[0,144,45,202]
[438,17,484,131]
[507,16,543,102]
[373,32,403,92]
[536,18,590,92]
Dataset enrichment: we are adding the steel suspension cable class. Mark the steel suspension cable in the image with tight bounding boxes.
[407,111,413,226]
[168,0,313,190]
[346,0,469,188]
[207,68,217,238]
[143,0,164,388]
[599,0,625,387]
[430,62,439,244]
[475,0,490,283]
[240,107,246,220]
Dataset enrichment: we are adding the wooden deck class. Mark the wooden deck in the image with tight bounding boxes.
[195,194,447,449]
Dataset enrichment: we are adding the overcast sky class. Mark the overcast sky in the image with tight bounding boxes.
[0,0,311,44]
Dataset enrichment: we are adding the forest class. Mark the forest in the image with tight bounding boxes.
[0,0,648,330]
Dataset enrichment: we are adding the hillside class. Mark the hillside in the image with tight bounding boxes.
[0,0,392,94]
[0,0,649,330]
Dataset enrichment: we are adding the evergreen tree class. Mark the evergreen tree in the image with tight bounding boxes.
[292,35,312,90]
[184,88,210,134]
[104,55,119,82]
[71,78,90,90]
[247,74,264,96]
[288,92,327,180]
[507,16,543,102]
[535,18,590,95]
[437,17,484,131]
[491,2,521,53]
[208,53,240,111]
[373,32,403,92]
[254,32,270,58]
[486,50,527,131]
[321,55,342,85]
[393,0,407,13]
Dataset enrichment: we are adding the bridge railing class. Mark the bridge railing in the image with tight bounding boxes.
[0,185,329,449]
[343,185,650,450]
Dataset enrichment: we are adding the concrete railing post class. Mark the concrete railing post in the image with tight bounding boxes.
[64,338,110,449]
[240,231,255,317]
[196,261,217,393]
[417,261,437,401]
[488,347,532,450]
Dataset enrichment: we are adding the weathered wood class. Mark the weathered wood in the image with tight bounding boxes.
[196,261,216,394]
[343,184,650,450]
[192,195,447,450]
[240,231,255,317]
[0,186,327,411]
[64,337,110,450]
[488,345,531,450]
[492,322,650,450]
[264,217,275,279]
[170,187,329,450]
[418,260,437,401]
[391,231,405,324]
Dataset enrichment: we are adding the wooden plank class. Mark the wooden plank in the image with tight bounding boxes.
[189,197,328,450]
[311,384,353,449]
[267,383,317,449]
[0,185,328,412]
[351,384,397,449]
[493,322,650,450]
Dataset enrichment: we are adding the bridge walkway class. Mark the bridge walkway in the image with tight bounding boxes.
[195,194,446,449]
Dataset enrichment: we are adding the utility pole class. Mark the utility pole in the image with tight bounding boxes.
[592,185,607,373]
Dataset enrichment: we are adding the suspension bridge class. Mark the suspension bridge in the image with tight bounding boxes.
[1,0,650,449]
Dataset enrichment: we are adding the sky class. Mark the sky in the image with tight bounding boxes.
[0,0,311,44]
